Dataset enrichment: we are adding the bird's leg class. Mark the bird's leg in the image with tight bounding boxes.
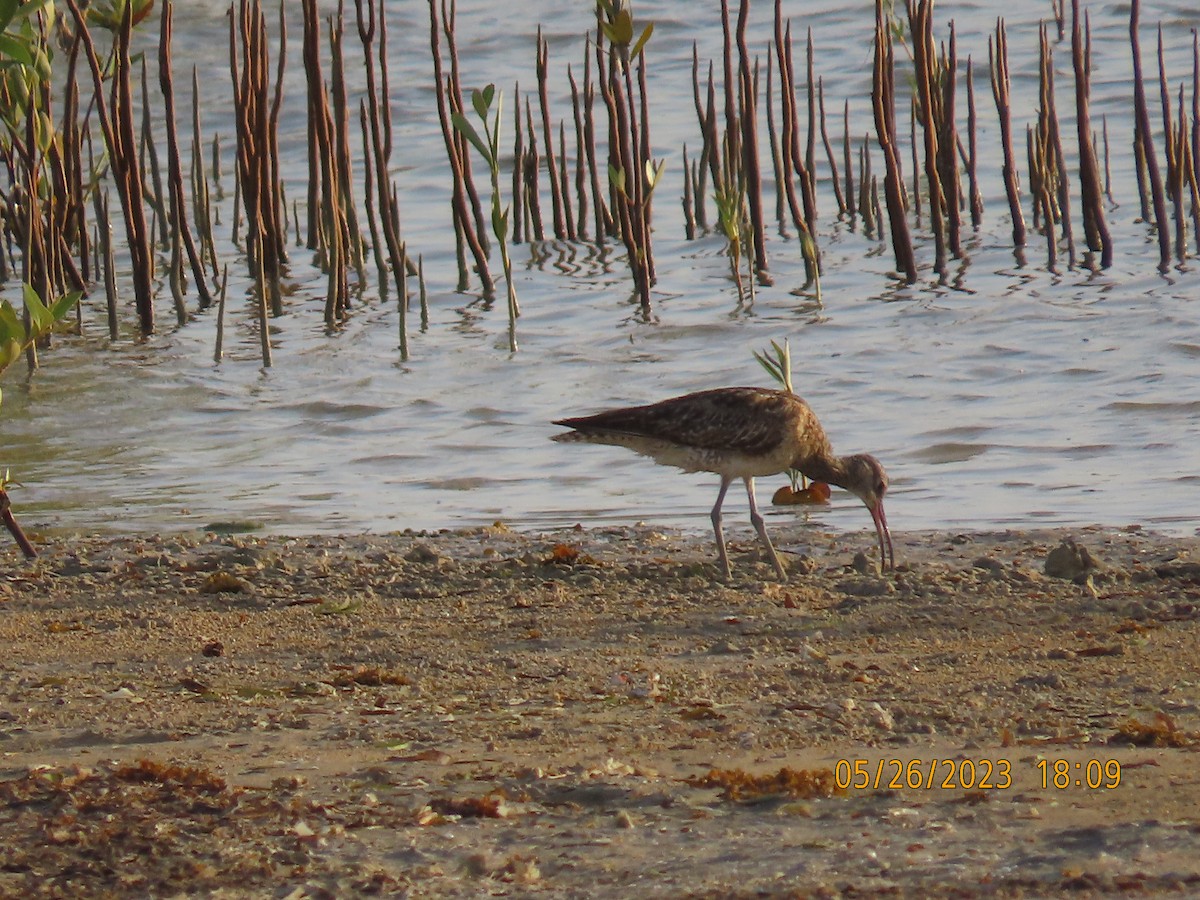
[711,475,734,580]
[745,477,787,581]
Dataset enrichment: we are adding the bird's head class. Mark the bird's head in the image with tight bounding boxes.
[841,453,893,571]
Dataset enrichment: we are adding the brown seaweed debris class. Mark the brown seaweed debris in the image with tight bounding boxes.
[0,759,397,895]
[113,759,230,794]
[327,664,412,688]
[686,766,843,801]
[541,543,600,566]
[1109,711,1198,748]
[428,792,509,819]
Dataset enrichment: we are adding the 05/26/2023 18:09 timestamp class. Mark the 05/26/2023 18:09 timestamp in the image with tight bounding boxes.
[834,758,1123,791]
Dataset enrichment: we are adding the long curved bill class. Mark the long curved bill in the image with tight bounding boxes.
[871,502,894,571]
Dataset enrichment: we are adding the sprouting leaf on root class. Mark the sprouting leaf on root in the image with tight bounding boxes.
[492,202,510,240]
[753,339,793,393]
[630,21,654,59]
[643,158,665,193]
[451,111,492,167]
[608,163,627,196]
[471,86,489,120]
[608,8,634,44]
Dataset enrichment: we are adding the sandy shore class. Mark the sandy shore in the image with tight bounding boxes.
[1,522,1199,897]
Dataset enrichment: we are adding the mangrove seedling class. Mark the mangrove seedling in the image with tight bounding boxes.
[608,156,665,310]
[753,338,794,394]
[753,338,808,494]
[452,84,520,351]
[0,283,81,558]
[715,177,750,301]
[596,0,654,69]
[85,0,156,30]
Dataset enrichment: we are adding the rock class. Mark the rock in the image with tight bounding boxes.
[463,851,503,877]
[836,576,896,597]
[973,556,1006,574]
[1044,538,1102,583]
[706,640,742,655]
[200,571,249,594]
[851,552,879,574]
[1153,561,1200,580]
[788,555,819,576]
[406,543,445,564]
[867,702,895,731]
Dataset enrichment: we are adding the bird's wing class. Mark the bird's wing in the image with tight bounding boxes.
[556,388,797,456]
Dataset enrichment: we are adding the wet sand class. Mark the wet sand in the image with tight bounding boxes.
[1,523,1198,897]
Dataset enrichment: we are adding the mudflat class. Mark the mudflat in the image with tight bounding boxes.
[1,523,1198,897]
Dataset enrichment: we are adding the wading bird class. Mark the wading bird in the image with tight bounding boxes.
[553,387,892,580]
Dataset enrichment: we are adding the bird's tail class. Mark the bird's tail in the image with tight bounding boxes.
[550,430,590,444]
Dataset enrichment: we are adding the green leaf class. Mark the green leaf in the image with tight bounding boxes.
[799,230,817,261]
[32,43,50,81]
[489,92,503,152]
[88,0,126,31]
[0,0,20,32]
[595,0,616,18]
[607,163,626,196]
[492,202,509,240]
[33,109,52,155]
[0,34,32,68]
[630,21,654,59]
[451,111,492,166]
[11,0,54,26]
[0,298,24,344]
[754,340,793,393]
[777,341,793,393]
[0,338,21,373]
[471,87,489,121]
[643,158,665,193]
[754,351,780,383]
[6,67,27,106]
[49,290,82,322]
[22,283,52,335]
[481,83,495,112]
[610,8,634,45]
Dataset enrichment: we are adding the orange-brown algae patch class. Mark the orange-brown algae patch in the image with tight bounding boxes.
[772,482,832,505]
[1109,712,1199,748]
[685,767,843,801]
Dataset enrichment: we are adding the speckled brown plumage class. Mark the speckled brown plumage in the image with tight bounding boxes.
[555,388,830,468]
[554,386,892,580]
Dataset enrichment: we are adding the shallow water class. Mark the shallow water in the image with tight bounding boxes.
[1,0,1199,539]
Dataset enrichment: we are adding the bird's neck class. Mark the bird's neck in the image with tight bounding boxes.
[798,453,853,490]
